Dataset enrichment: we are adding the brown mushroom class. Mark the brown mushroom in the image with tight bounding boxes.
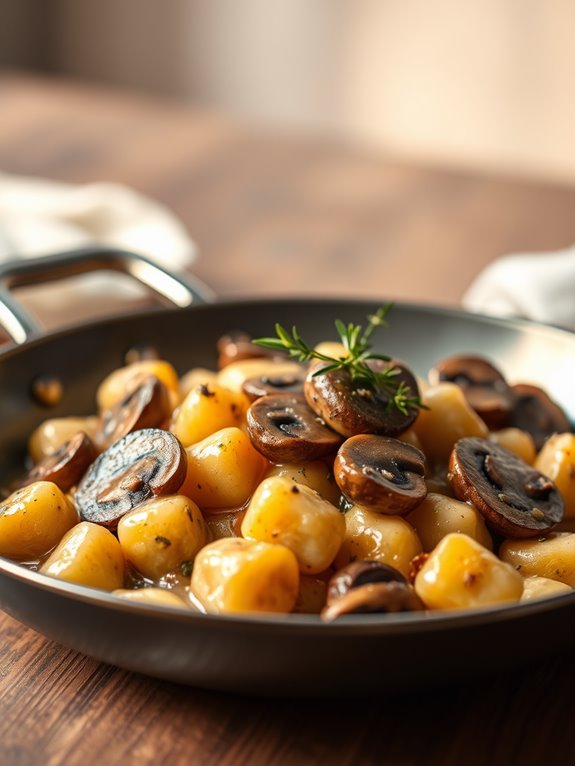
[304,359,420,438]
[321,560,423,620]
[334,435,427,514]
[217,330,279,369]
[242,370,306,402]
[326,560,407,604]
[429,355,514,429]
[99,375,172,449]
[22,431,98,492]
[448,437,563,538]
[76,428,187,530]
[246,394,342,462]
[124,344,160,365]
[510,383,571,451]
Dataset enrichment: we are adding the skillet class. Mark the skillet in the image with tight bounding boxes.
[0,246,574,697]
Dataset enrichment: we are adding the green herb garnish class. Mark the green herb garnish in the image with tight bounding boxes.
[180,560,193,577]
[253,305,424,416]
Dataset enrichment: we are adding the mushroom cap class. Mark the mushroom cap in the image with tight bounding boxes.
[321,560,424,620]
[429,354,514,429]
[242,370,306,402]
[246,393,342,463]
[326,560,408,606]
[334,434,427,514]
[304,359,419,438]
[76,428,187,530]
[24,431,98,493]
[448,437,564,538]
[510,383,571,451]
[99,375,172,449]
[217,330,280,369]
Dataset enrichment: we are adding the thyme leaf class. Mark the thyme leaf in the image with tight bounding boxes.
[253,305,425,415]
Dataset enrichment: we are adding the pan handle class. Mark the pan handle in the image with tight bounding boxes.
[0,247,214,344]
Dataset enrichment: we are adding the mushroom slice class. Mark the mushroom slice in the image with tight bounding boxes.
[429,355,513,429]
[23,431,98,492]
[326,560,406,604]
[242,370,306,402]
[217,330,279,369]
[304,359,419,438]
[99,375,172,449]
[510,383,571,451]
[76,428,186,530]
[334,435,427,514]
[448,437,563,538]
[321,560,423,620]
[246,394,342,463]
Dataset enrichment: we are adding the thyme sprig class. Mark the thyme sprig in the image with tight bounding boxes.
[253,305,424,416]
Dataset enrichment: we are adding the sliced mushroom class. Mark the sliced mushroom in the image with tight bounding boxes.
[334,435,427,514]
[429,355,514,429]
[321,560,423,620]
[448,437,563,538]
[22,431,98,492]
[217,330,279,369]
[304,359,419,438]
[246,394,342,462]
[124,344,160,365]
[326,560,407,604]
[242,370,306,402]
[76,428,186,530]
[510,383,571,451]
[99,375,172,449]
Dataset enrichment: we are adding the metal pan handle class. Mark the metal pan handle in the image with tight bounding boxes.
[0,247,214,345]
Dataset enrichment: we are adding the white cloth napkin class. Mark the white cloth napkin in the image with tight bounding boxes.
[462,246,575,331]
[0,172,196,303]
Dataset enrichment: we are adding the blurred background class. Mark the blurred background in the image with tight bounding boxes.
[3,0,575,184]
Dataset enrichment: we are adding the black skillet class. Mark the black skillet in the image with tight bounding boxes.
[0,247,574,697]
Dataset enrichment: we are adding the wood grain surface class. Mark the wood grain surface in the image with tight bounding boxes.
[1,72,575,766]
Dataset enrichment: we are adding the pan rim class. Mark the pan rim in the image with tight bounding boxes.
[0,294,573,360]
[2,551,575,634]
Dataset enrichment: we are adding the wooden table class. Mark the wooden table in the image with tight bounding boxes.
[2,72,575,765]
